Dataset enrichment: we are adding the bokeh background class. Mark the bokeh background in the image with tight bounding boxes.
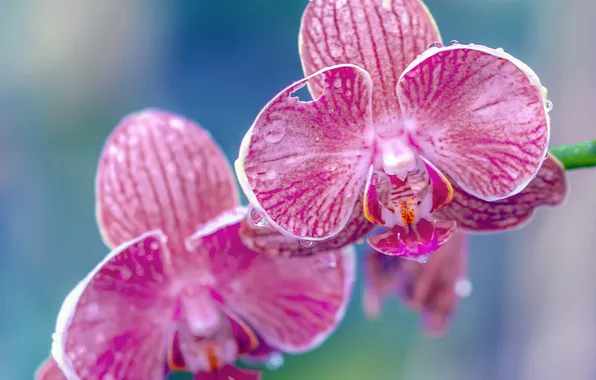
[1,0,595,379]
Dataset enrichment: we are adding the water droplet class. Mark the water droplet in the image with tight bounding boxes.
[345,90,353,97]
[248,206,268,227]
[264,121,286,143]
[333,78,342,88]
[265,353,285,370]
[324,164,337,172]
[265,170,277,180]
[449,40,459,45]
[545,100,553,112]
[299,239,314,247]
[370,172,380,186]
[417,255,429,264]
[455,277,473,298]
[496,47,504,53]
[428,41,443,48]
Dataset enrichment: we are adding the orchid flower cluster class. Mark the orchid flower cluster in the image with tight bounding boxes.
[37,1,596,379]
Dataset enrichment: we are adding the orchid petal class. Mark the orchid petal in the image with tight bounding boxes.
[239,190,375,257]
[421,156,453,213]
[363,231,468,336]
[398,45,550,201]
[299,0,441,127]
[35,358,66,380]
[51,231,175,380]
[437,153,567,232]
[367,219,456,259]
[195,365,262,380]
[96,109,238,250]
[186,207,356,353]
[236,65,375,240]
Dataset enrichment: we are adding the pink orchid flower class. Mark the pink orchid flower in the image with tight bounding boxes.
[44,110,355,379]
[363,231,467,337]
[235,0,555,261]
[362,154,568,335]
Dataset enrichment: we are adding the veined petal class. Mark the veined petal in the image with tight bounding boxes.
[35,358,66,380]
[96,109,238,250]
[398,44,550,201]
[363,231,468,336]
[367,219,456,259]
[51,232,175,380]
[437,153,567,232]
[195,365,262,380]
[421,156,453,213]
[236,64,375,240]
[186,207,356,353]
[299,0,441,127]
[239,189,375,257]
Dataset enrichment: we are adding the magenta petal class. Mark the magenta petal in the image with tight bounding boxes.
[187,207,356,353]
[52,231,175,379]
[236,64,375,240]
[96,109,238,250]
[420,157,453,213]
[368,219,456,259]
[35,358,66,380]
[299,0,441,127]
[437,153,567,232]
[195,365,262,380]
[398,45,550,201]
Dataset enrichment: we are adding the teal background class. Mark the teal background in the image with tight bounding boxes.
[1,1,595,379]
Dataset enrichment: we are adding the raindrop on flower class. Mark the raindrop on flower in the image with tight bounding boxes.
[449,40,459,45]
[496,47,504,53]
[264,121,286,143]
[417,255,429,264]
[265,170,277,180]
[265,353,285,371]
[299,239,314,247]
[333,78,342,88]
[324,164,337,172]
[248,205,268,227]
[428,41,443,48]
[545,100,553,112]
[455,277,473,298]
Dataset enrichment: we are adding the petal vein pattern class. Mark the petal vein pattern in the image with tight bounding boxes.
[236,64,375,240]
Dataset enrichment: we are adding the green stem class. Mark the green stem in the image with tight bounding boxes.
[550,140,596,170]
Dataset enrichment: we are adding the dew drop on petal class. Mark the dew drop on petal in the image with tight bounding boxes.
[265,353,285,371]
[248,205,268,227]
[545,100,553,112]
[299,239,314,247]
[428,41,443,48]
[449,40,459,45]
[324,163,337,172]
[455,277,473,298]
[264,121,286,143]
[265,170,277,180]
[417,255,429,264]
[496,47,504,53]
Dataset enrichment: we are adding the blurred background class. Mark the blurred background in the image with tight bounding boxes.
[1,0,595,379]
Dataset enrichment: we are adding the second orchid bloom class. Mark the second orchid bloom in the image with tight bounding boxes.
[235,0,566,261]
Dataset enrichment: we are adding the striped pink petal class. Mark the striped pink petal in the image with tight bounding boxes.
[52,231,175,380]
[437,153,567,232]
[363,231,467,336]
[186,207,356,353]
[299,0,441,127]
[35,358,66,380]
[398,44,550,201]
[236,65,375,240]
[96,109,238,250]
[367,219,457,259]
[238,185,376,257]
